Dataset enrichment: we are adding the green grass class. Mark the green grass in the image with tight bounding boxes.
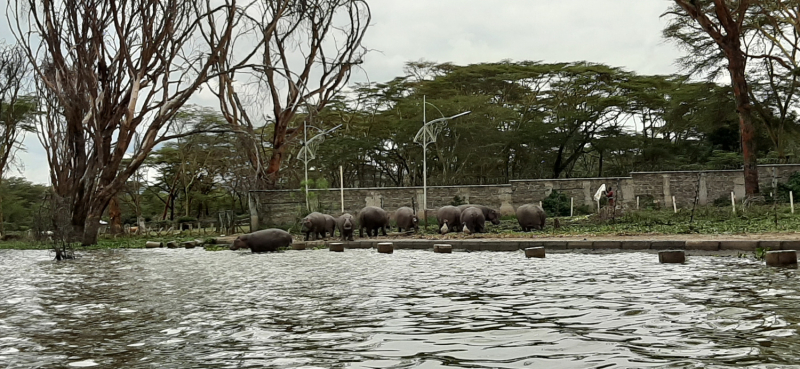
[0,234,217,250]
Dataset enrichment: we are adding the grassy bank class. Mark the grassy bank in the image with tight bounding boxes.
[0,235,218,251]
[414,205,800,237]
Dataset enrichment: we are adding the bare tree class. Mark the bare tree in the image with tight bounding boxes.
[8,0,245,244]
[667,0,761,198]
[214,0,371,187]
[0,43,35,236]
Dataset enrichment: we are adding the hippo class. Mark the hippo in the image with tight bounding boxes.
[394,206,418,233]
[456,204,501,225]
[230,228,293,253]
[516,204,547,231]
[358,206,389,237]
[323,214,337,238]
[460,206,486,233]
[301,212,328,241]
[437,205,461,233]
[336,213,356,241]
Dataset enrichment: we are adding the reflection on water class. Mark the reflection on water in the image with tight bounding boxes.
[0,248,798,368]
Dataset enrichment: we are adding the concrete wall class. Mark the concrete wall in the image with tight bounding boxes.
[251,164,800,227]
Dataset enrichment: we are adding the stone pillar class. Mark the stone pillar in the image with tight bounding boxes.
[698,173,708,205]
[662,174,672,209]
[658,250,685,263]
[766,250,797,267]
[434,244,452,253]
[377,242,394,254]
[524,247,545,258]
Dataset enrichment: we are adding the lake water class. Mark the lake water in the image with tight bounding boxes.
[1,248,799,368]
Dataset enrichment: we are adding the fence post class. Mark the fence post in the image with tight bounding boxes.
[672,196,677,213]
[731,192,736,213]
[791,191,795,214]
[570,197,573,217]
[248,192,259,232]
[636,196,640,210]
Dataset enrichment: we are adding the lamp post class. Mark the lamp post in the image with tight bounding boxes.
[413,96,470,217]
[298,122,342,211]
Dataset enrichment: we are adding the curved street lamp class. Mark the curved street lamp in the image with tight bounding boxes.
[413,96,470,217]
[298,122,342,211]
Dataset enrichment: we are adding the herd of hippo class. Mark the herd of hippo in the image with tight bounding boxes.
[231,203,548,253]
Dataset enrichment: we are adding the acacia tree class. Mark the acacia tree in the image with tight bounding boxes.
[9,0,244,244]
[214,0,371,188]
[0,44,36,235]
[666,0,761,197]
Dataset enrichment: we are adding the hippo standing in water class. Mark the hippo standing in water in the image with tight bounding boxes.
[336,213,356,241]
[358,206,389,237]
[301,212,328,241]
[437,206,461,233]
[516,204,547,231]
[460,206,486,233]
[230,228,293,253]
[456,204,501,226]
[394,206,418,233]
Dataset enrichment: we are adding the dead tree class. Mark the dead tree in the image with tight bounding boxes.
[9,0,247,244]
[213,0,371,188]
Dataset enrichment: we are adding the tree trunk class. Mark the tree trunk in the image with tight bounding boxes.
[109,196,122,234]
[729,55,760,196]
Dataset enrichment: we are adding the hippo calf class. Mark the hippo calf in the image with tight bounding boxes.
[516,204,547,231]
[394,206,418,233]
[323,214,337,238]
[230,228,293,253]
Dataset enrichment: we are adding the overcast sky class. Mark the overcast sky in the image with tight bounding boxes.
[8,0,684,185]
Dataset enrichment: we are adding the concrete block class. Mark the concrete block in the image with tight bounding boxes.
[593,241,621,250]
[524,247,545,258]
[540,241,568,250]
[685,240,719,251]
[377,242,393,254]
[567,241,593,250]
[650,240,685,250]
[329,242,344,252]
[433,244,452,253]
[719,240,758,251]
[621,241,651,250]
[659,250,685,263]
[766,250,797,267]
[291,243,306,250]
[758,241,781,251]
[481,241,519,251]
[781,240,800,251]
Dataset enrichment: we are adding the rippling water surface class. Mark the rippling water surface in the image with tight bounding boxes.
[1,248,799,368]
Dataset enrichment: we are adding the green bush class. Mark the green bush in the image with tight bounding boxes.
[542,190,571,217]
[777,171,800,204]
[450,195,466,207]
[713,195,731,207]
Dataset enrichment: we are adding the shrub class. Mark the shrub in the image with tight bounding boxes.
[450,195,466,207]
[542,190,571,217]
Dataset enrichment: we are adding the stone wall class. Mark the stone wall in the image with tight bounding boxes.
[250,164,800,228]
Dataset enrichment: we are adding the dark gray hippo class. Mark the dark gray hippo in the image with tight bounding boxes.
[457,204,501,225]
[336,213,356,241]
[301,212,328,241]
[460,206,486,233]
[323,214,337,238]
[230,228,293,253]
[516,204,547,231]
[437,205,461,233]
[394,206,418,233]
[358,206,389,237]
